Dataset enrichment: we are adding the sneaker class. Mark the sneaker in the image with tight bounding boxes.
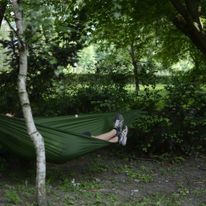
[119,126,128,146]
[114,113,124,134]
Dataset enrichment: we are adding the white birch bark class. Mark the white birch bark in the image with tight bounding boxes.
[11,1,47,205]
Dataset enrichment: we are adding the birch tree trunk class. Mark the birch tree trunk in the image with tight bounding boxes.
[11,1,47,205]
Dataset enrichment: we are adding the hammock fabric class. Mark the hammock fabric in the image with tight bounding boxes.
[0,110,142,163]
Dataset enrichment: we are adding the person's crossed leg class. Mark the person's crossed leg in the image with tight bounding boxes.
[92,113,128,146]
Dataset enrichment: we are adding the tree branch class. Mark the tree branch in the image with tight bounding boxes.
[5,16,25,48]
[170,0,203,31]
[185,0,202,31]
[169,0,206,56]
[185,0,201,20]
[0,0,7,27]
[169,0,189,21]
[172,16,206,55]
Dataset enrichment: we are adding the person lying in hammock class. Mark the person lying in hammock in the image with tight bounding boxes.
[83,113,128,146]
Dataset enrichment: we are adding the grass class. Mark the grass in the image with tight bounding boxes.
[124,192,183,206]
[0,150,206,206]
[88,160,109,173]
[120,165,154,183]
[192,188,206,197]
[5,190,21,205]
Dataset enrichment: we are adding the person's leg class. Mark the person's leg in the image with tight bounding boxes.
[89,113,128,145]
[94,129,117,141]
[92,126,128,145]
[107,126,128,145]
[108,136,118,143]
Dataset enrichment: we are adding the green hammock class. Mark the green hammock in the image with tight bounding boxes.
[0,110,142,163]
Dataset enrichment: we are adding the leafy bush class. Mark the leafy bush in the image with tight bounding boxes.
[131,86,162,112]
[29,85,133,116]
[1,67,205,156]
[130,74,206,155]
[163,74,206,154]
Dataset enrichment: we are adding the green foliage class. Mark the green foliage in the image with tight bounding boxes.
[163,74,206,153]
[120,165,153,183]
[34,85,132,116]
[77,44,97,73]
[176,183,190,197]
[88,160,109,173]
[0,45,11,73]
[5,190,21,205]
[155,153,185,164]
[131,86,162,112]
[0,24,11,74]
[0,0,205,157]
[94,46,132,75]
[131,73,206,155]
[124,192,182,206]
[20,70,133,116]
[0,0,90,111]
[60,177,102,192]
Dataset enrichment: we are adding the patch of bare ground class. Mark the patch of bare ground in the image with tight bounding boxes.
[0,148,206,205]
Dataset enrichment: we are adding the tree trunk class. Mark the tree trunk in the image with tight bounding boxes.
[11,1,47,206]
[132,62,140,93]
[169,0,206,56]
[129,43,140,94]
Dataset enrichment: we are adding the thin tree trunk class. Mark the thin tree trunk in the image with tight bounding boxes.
[129,43,140,94]
[11,1,47,205]
[132,62,140,93]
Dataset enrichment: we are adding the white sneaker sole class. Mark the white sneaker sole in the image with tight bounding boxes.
[119,126,128,146]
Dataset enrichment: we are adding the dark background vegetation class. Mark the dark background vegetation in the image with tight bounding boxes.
[1,0,206,157]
